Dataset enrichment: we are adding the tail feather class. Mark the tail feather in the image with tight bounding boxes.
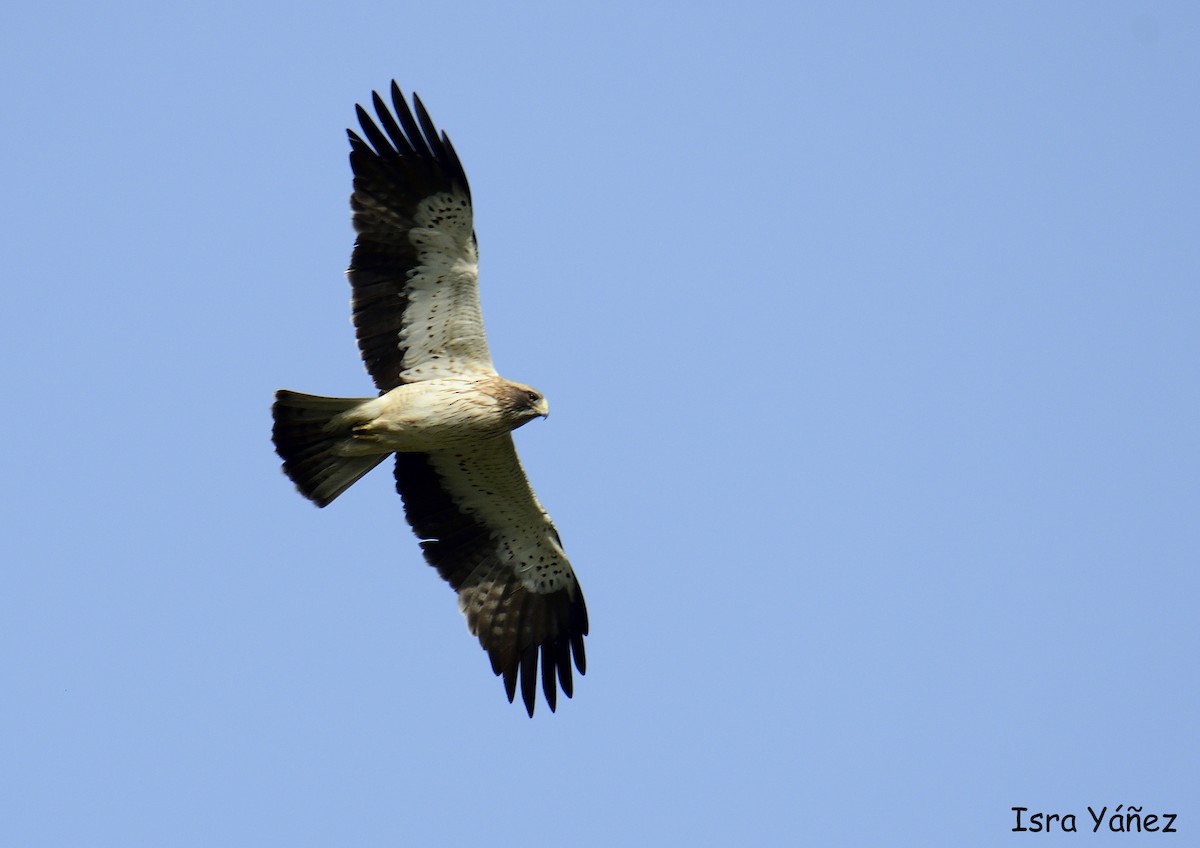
[272,390,387,507]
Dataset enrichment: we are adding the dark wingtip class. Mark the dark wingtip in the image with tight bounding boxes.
[541,644,558,713]
[503,666,518,704]
[555,638,573,698]
[520,646,538,717]
[571,631,587,676]
[354,103,372,130]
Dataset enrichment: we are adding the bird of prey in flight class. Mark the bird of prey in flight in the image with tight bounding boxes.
[272,82,586,716]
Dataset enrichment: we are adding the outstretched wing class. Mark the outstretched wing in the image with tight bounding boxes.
[347,82,494,391]
[394,441,588,716]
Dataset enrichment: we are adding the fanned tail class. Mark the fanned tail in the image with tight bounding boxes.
[271,390,386,507]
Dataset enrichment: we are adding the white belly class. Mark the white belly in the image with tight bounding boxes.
[336,378,514,455]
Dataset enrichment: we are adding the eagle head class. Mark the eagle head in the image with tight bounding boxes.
[501,380,550,424]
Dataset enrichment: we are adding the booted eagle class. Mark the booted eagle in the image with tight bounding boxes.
[272,83,586,716]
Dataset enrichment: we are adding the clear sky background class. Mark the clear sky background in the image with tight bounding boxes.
[2,2,1196,845]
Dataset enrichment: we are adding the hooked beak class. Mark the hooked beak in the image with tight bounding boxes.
[534,397,550,419]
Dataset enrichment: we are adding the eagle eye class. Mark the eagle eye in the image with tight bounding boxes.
[526,390,540,403]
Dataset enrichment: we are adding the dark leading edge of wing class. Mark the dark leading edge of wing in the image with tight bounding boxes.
[394,453,588,716]
[346,82,473,392]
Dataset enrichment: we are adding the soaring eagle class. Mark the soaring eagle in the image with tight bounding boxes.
[272,82,586,716]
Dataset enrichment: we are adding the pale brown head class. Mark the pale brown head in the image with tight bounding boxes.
[502,380,550,425]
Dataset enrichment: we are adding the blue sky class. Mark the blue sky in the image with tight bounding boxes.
[3,1,1197,845]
